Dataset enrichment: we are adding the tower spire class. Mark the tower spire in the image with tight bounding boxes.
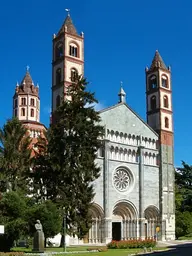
[148,50,168,72]
[118,81,126,103]
[57,10,78,36]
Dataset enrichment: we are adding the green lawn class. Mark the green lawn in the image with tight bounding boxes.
[12,246,168,255]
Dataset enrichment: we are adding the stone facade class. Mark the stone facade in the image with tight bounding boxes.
[51,14,175,243]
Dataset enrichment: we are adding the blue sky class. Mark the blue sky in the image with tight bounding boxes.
[0,0,191,166]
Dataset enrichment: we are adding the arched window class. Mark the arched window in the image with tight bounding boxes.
[165,117,169,128]
[31,108,34,117]
[21,98,26,105]
[56,68,61,84]
[163,95,169,108]
[150,96,156,110]
[71,68,78,82]
[30,98,35,106]
[69,43,78,57]
[21,108,25,116]
[56,95,61,107]
[149,75,157,90]
[161,75,168,88]
[55,43,63,59]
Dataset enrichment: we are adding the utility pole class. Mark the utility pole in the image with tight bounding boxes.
[63,207,66,252]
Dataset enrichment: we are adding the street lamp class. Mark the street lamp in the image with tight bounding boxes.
[63,207,66,252]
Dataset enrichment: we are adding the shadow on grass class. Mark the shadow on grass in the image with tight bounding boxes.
[139,242,192,255]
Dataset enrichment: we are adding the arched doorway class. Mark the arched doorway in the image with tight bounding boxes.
[112,201,138,240]
[88,203,104,243]
[144,206,159,238]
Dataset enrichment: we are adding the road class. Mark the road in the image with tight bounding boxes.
[141,243,192,255]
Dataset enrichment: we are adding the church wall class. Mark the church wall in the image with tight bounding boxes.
[143,165,159,209]
[107,161,140,215]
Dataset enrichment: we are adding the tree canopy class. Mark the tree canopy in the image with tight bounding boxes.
[0,117,32,193]
[175,161,192,238]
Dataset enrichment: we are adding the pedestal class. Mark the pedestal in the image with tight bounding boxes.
[33,231,45,253]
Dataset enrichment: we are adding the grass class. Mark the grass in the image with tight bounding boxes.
[12,246,168,255]
[178,236,192,240]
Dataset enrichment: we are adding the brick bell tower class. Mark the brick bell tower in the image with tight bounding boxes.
[13,67,46,156]
[145,50,175,240]
[51,11,84,116]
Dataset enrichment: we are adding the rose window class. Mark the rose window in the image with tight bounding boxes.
[113,168,133,192]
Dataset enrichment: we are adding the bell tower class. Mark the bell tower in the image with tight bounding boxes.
[146,50,175,240]
[13,67,46,157]
[51,12,84,114]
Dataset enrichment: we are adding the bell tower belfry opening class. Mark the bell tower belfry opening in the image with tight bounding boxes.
[145,50,175,240]
[51,11,84,116]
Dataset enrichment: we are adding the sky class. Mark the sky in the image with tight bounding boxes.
[0,0,192,166]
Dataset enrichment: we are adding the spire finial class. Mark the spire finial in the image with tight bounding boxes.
[65,8,70,16]
[118,82,126,103]
[26,65,30,72]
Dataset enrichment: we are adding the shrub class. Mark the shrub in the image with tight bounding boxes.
[0,253,24,256]
[107,238,156,249]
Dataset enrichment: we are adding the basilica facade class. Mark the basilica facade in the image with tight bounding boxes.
[51,13,174,243]
[13,13,175,243]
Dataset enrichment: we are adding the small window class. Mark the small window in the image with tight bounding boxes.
[165,117,169,128]
[163,95,169,108]
[149,75,157,90]
[21,108,25,116]
[30,98,35,106]
[69,45,78,57]
[150,96,156,110]
[56,44,63,59]
[56,95,60,107]
[31,109,34,117]
[162,75,168,88]
[71,68,78,82]
[56,68,61,84]
[21,98,26,105]
[14,99,18,108]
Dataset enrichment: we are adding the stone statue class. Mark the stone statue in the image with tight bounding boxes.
[35,220,43,232]
[33,220,44,253]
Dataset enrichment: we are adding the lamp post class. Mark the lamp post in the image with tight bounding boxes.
[63,207,66,252]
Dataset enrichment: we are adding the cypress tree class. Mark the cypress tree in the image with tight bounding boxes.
[33,76,104,238]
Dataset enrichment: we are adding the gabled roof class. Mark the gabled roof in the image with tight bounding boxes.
[99,102,158,136]
[148,50,168,72]
[57,15,78,36]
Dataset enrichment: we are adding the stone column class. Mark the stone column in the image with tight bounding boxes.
[103,136,112,243]
[139,146,145,239]
[95,218,98,243]
[126,220,129,239]
[129,220,132,238]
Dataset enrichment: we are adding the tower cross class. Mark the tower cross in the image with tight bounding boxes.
[26,65,30,72]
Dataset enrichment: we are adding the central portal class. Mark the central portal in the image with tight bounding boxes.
[112,222,121,241]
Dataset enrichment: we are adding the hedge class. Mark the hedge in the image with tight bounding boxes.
[107,238,156,249]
